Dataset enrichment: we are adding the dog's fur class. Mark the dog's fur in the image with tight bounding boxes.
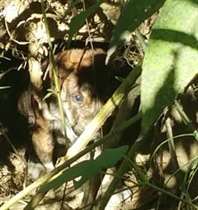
[18,48,116,170]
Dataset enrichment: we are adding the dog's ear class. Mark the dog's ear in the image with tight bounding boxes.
[55,48,107,83]
[57,48,106,72]
[41,48,108,91]
[41,51,73,88]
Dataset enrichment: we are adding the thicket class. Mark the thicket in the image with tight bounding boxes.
[0,0,198,209]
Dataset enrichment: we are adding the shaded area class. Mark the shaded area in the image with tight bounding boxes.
[151,29,198,50]
[190,0,198,4]
[140,46,198,209]
[111,0,165,46]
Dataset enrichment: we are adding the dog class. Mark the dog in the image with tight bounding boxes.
[17,47,119,171]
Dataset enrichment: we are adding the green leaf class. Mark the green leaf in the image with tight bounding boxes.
[141,0,198,133]
[39,146,128,192]
[74,145,129,188]
[107,0,165,61]
[68,2,100,43]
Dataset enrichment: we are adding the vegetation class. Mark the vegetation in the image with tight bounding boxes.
[0,0,197,209]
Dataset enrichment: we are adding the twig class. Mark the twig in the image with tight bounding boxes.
[4,19,29,45]
[41,0,66,136]
[165,117,179,170]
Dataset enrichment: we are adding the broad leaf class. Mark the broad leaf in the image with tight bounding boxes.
[141,0,198,133]
[39,146,128,192]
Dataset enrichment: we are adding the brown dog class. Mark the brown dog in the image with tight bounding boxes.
[18,48,115,170]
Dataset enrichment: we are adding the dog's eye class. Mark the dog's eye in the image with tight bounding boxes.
[73,94,83,103]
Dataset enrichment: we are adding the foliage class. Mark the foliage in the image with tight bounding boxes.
[39,146,128,192]
[141,0,198,133]
[68,1,101,43]
[0,0,198,210]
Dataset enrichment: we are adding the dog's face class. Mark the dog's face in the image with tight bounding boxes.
[46,48,110,142]
[60,72,102,140]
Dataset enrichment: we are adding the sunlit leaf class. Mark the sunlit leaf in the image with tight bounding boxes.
[141,0,198,133]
